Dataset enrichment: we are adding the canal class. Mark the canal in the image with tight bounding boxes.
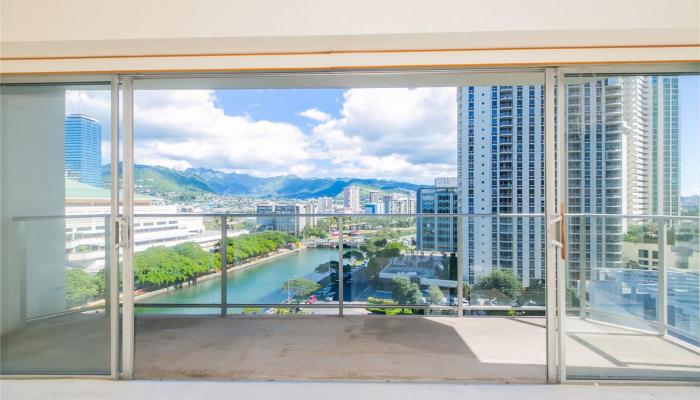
[136,248,338,314]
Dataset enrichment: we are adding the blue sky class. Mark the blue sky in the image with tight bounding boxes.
[215,89,344,127]
[69,77,699,192]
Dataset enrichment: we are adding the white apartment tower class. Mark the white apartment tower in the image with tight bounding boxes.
[343,185,361,212]
[566,76,680,282]
[368,190,380,204]
[458,85,546,286]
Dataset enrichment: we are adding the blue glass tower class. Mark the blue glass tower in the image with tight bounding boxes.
[65,114,102,187]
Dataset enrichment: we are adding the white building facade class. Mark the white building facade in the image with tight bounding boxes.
[458,85,546,286]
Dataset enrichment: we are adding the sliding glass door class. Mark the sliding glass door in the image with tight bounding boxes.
[2,65,696,383]
[560,71,700,381]
[0,80,120,376]
[118,70,555,382]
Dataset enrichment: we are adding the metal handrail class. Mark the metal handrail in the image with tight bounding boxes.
[13,212,549,221]
[13,212,699,221]
[133,302,546,311]
[566,213,699,220]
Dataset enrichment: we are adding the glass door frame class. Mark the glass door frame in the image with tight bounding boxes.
[116,68,559,382]
[555,65,700,383]
[108,76,121,379]
[113,64,696,382]
[118,76,136,379]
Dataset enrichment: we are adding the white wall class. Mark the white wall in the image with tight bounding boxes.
[1,86,66,333]
[0,0,698,74]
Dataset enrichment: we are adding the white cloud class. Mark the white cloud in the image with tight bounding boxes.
[307,87,457,183]
[68,87,457,184]
[299,108,332,122]
[131,90,311,176]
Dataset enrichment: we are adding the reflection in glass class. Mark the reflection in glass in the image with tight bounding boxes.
[1,85,112,374]
[563,75,699,381]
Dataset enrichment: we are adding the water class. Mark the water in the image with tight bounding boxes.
[136,248,337,314]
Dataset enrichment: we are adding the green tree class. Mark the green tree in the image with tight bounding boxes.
[373,238,388,248]
[134,246,209,288]
[315,260,339,274]
[391,276,423,308]
[427,284,444,305]
[301,225,328,239]
[174,242,214,270]
[623,223,658,243]
[281,278,320,302]
[473,270,522,300]
[463,282,471,301]
[343,250,365,264]
[360,242,378,255]
[365,257,383,280]
[216,231,297,266]
[65,269,100,308]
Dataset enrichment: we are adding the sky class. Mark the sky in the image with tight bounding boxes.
[66,76,699,193]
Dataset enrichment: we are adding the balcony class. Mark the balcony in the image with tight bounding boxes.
[6,213,580,381]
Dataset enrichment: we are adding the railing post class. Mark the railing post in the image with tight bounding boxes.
[338,217,344,317]
[579,216,587,318]
[15,220,27,329]
[456,215,464,318]
[657,216,667,336]
[220,215,228,317]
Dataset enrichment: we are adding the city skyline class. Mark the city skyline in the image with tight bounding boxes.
[64,77,699,194]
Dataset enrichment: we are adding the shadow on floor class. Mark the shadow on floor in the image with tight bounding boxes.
[133,314,546,382]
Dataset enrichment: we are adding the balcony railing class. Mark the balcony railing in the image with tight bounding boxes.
[12,212,555,322]
[8,211,698,377]
[565,213,700,346]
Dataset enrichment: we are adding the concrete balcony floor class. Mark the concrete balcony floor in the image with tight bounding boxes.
[2,313,699,382]
[134,314,546,382]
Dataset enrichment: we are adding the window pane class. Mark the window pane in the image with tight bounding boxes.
[563,74,700,381]
[1,84,113,374]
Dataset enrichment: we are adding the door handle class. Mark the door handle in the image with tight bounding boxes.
[549,206,566,260]
[114,216,130,249]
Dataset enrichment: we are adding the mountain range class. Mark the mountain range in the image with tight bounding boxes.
[106,164,423,200]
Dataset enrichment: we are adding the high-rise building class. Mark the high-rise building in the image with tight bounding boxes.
[65,114,102,187]
[343,185,360,212]
[566,76,680,282]
[299,202,317,227]
[368,190,380,205]
[458,85,546,286]
[458,79,679,287]
[416,178,458,253]
[650,76,680,217]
